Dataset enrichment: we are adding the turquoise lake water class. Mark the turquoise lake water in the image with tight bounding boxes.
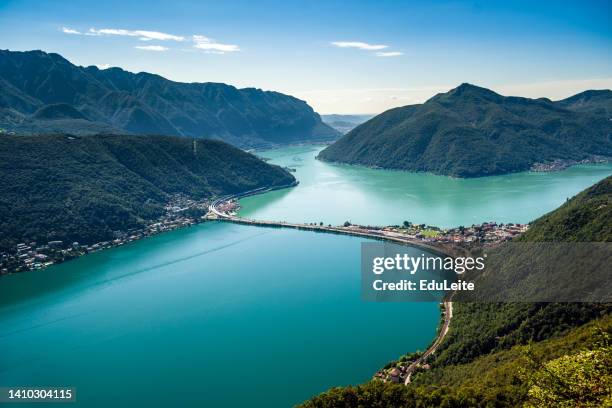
[1,144,610,407]
[0,223,439,407]
[240,145,612,227]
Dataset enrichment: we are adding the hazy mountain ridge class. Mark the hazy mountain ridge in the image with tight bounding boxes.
[321,114,374,134]
[0,49,339,147]
[318,83,612,177]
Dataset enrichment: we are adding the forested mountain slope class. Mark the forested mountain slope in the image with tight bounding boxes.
[0,134,295,251]
[318,83,611,177]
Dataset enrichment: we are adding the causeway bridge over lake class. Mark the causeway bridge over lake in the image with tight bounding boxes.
[208,184,458,385]
[208,185,455,258]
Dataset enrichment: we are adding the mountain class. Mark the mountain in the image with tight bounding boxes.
[31,103,89,120]
[300,176,612,407]
[321,114,374,134]
[0,134,295,252]
[0,50,339,147]
[318,83,612,177]
[519,175,611,242]
[556,89,612,118]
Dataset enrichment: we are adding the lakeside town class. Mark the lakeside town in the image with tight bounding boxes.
[341,219,528,247]
[0,195,210,275]
[530,155,610,172]
[1,196,528,275]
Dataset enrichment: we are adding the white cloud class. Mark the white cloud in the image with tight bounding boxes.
[134,45,169,52]
[192,35,240,53]
[86,28,185,41]
[331,41,388,51]
[96,63,111,69]
[375,51,403,57]
[61,25,240,55]
[61,27,81,35]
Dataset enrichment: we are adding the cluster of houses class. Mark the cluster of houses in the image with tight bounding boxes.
[0,195,211,275]
[430,222,528,245]
[530,156,608,173]
[1,241,70,273]
[374,362,431,384]
[214,200,240,216]
[370,221,529,246]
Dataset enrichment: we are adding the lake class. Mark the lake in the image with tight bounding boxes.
[1,145,610,407]
[0,223,439,407]
[240,145,612,227]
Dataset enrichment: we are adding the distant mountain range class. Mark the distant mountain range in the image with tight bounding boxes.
[318,83,612,177]
[0,50,339,147]
[0,134,295,252]
[321,114,374,134]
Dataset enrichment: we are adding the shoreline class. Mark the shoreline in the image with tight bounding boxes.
[3,181,527,389]
[316,155,611,179]
[0,183,300,276]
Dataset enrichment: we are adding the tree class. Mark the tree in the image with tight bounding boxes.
[523,329,611,408]
[343,221,351,227]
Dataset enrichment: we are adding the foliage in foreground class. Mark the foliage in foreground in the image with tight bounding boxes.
[299,317,612,408]
[524,340,611,407]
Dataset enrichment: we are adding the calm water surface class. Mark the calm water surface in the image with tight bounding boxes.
[1,144,610,407]
[240,145,612,227]
[0,223,438,407]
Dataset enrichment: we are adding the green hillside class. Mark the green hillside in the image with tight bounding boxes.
[300,316,611,408]
[0,134,295,251]
[556,89,612,118]
[518,176,611,242]
[318,84,611,177]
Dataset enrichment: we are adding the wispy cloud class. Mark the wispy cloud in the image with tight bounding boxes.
[62,27,81,35]
[60,27,240,55]
[192,35,240,53]
[86,28,185,41]
[331,41,388,51]
[135,45,169,52]
[331,41,403,58]
[375,51,403,57]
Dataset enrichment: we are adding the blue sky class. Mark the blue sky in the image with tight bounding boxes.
[1,0,611,113]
